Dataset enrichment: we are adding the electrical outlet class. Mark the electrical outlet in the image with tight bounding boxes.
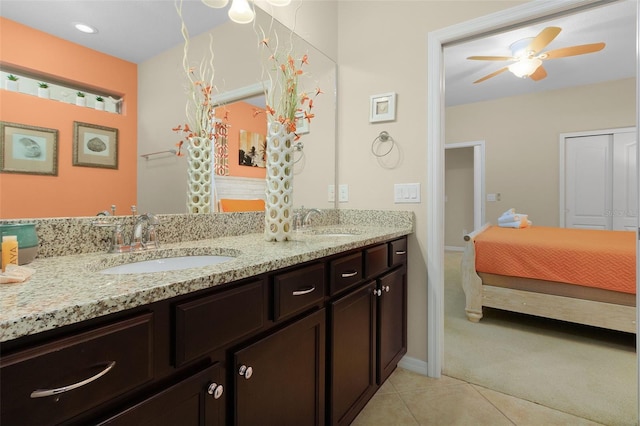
[328,185,335,202]
[338,184,349,202]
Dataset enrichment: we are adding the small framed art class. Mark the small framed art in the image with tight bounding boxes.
[295,111,310,135]
[73,121,118,169]
[369,92,397,123]
[0,121,58,176]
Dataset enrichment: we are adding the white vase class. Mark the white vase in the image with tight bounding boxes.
[76,96,86,107]
[5,80,18,92]
[37,87,49,99]
[186,137,213,214]
[95,100,105,111]
[264,120,295,242]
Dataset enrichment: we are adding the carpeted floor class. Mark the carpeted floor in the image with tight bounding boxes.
[443,250,637,426]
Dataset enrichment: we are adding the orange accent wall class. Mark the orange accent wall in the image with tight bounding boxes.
[217,101,267,179]
[0,18,137,219]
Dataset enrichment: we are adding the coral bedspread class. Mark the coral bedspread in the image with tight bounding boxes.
[474,226,636,294]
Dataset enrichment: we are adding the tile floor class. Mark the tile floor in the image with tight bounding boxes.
[352,368,604,425]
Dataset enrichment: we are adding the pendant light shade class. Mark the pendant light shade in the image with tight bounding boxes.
[228,0,254,24]
[508,58,542,78]
[202,0,229,7]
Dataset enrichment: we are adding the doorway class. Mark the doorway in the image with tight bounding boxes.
[426,0,640,422]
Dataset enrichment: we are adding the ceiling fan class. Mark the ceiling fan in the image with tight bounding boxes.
[468,26,605,84]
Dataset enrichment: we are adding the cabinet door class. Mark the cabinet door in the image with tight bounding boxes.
[1,314,154,426]
[100,363,224,426]
[234,309,325,426]
[377,267,407,384]
[329,281,377,426]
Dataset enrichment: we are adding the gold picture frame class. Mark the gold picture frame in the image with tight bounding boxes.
[0,121,58,176]
[73,121,118,169]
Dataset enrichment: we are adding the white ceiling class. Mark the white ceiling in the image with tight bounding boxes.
[444,0,637,106]
[0,0,229,64]
[1,1,636,107]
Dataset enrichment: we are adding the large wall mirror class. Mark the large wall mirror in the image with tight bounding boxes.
[0,1,336,218]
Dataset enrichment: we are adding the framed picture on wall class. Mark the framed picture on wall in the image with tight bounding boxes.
[73,121,118,169]
[0,121,58,176]
[295,111,310,135]
[369,92,397,123]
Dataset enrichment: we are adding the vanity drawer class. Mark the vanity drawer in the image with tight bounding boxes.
[273,263,325,321]
[174,279,267,367]
[329,252,363,296]
[0,313,154,426]
[365,243,389,279]
[390,238,408,267]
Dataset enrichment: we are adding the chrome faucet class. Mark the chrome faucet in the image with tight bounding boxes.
[303,208,322,228]
[131,213,160,250]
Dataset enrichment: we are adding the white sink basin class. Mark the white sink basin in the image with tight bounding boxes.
[100,255,235,275]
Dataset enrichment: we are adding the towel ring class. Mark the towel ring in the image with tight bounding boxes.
[371,131,395,157]
[293,141,304,164]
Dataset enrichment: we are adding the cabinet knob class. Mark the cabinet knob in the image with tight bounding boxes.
[207,382,224,399]
[238,365,253,380]
[373,289,382,296]
[383,285,390,293]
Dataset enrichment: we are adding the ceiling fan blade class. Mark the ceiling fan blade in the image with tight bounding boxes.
[473,67,509,84]
[526,26,561,55]
[467,55,514,61]
[529,65,547,81]
[543,42,605,59]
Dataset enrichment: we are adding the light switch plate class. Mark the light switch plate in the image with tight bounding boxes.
[328,185,335,202]
[394,183,421,203]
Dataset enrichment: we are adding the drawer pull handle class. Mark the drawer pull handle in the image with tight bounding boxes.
[30,361,116,399]
[292,286,315,296]
[239,365,253,380]
[207,382,224,399]
[341,271,358,278]
[395,250,407,255]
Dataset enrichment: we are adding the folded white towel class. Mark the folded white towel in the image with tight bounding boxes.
[501,208,516,217]
[498,213,528,224]
[499,219,532,229]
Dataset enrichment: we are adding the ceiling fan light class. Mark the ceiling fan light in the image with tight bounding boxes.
[266,0,292,6]
[228,0,254,24]
[202,0,229,8]
[508,58,542,78]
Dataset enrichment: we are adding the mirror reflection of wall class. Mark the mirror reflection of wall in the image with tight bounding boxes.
[0,3,336,219]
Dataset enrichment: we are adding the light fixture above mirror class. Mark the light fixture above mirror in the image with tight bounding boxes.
[202,0,291,24]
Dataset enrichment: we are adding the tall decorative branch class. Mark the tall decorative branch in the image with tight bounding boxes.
[258,26,321,140]
[173,0,217,154]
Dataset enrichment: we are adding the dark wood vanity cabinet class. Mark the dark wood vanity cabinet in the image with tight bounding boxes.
[233,309,326,426]
[328,238,408,426]
[0,236,407,426]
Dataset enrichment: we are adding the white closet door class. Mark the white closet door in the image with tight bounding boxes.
[565,134,612,229]
[612,131,637,231]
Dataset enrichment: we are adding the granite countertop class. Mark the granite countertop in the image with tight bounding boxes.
[0,224,411,342]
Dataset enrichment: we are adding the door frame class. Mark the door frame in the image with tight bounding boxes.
[559,126,636,227]
[426,6,639,421]
[444,141,486,249]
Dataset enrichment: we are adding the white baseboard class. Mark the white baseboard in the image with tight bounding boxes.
[445,246,464,252]
[398,355,429,376]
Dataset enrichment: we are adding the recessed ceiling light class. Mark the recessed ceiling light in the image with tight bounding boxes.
[73,22,98,34]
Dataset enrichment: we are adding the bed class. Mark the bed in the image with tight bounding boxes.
[461,224,637,333]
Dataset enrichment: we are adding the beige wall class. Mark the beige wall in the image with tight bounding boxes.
[337,1,526,366]
[446,77,636,229]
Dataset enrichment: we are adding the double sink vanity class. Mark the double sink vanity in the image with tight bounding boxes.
[0,209,413,425]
